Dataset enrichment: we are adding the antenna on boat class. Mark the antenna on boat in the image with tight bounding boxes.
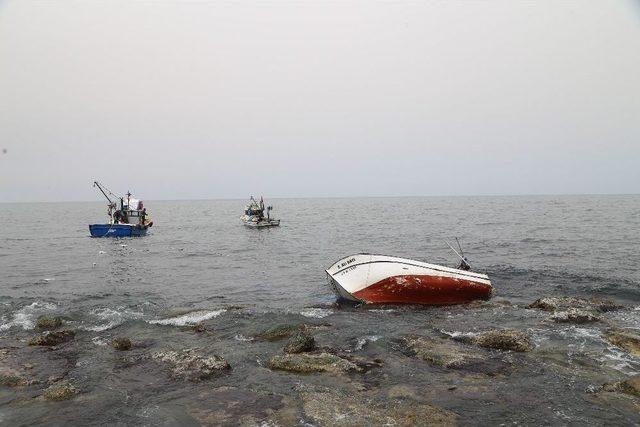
[445,239,471,271]
[455,237,465,258]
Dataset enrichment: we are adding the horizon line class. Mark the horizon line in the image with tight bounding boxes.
[1,192,638,204]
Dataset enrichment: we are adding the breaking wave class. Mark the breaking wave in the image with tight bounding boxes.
[83,306,144,332]
[148,309,226,326]
[299,308,333,319]
[0,301,57,331]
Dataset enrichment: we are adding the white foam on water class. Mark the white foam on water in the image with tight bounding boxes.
[354,335,381,351]
[369,309,397,314]
[91,336,109,346]
[234,334,254,342]
[299,308,333,319]
[148,309,226,326]
[440,330,477,339]
[83,306,144,332]
[0,301,57,331]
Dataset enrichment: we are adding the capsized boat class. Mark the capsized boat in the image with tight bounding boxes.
[89,181,153,238]
[325,253,492,305]
[241,196,280,228]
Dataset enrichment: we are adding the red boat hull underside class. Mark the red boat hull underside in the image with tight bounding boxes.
[352,275,492,305]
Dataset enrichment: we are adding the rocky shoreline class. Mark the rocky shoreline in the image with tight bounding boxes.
[0,296,639,425]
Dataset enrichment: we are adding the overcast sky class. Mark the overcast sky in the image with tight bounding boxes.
[1,1,639,202]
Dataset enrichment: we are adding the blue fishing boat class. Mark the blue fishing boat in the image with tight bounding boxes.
[89,181,153,238]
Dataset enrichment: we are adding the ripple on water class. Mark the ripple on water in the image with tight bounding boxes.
[148,309,226,326]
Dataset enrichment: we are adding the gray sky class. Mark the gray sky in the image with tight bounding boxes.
[1,1,639,202]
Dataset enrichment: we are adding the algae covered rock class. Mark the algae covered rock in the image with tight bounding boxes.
[551,309,601,324]
[43,382,78,401]
[153,348,230,381]
[268,352,362,374]
[528,296,621,313]
[401,335,510,375]
[111,337,132,351]
[472,329,534,352]
[300,388,457,426]
[602,329,640,357]
[0,374,27,387]
[35,316,63,330]
[603,375,640,398]
[28,330,75,347]
[284,332,315,354]
[256,324,301,341]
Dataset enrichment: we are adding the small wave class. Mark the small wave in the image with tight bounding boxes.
[83,306,143,332]
[234,334,254,342]
[300,308,333,319]
[369,309,397,314]
[148,309,226,326]
[0,301,57,331]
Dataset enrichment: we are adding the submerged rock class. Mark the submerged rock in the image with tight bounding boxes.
[551,309,601,324]
[471,329,534,352]
[43,382,78,401]
[603,375,640,398]
[268,352,367,374]
[35,316,63,330]
[111,337,132,351]
[153,349,230,381]
[402,336,475,367]
[28,330,75,347]
[0,374,27,387]
[190,323,206,333]
[256,324,301,341]
[528,296,621,313]
[401,336,510,375]
[284,332,315,354]
[602,329,640,357]
[300,388,457,426]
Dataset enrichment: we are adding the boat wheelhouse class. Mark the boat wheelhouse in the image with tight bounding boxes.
[241,196,280,228]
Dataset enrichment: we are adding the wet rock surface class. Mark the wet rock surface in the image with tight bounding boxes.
[255,324,302,341]
[602,329,640,357]
[43,382,78,401]
[300,387,458,426]
[401,335,510,375]
[111,337,132,351]
[267,351,380,374]
[528,296,621,313]
[35,316,63,330]
[28,330,75,347]
[153,349,231,381]
[602,375,640,398]
[469,329,534,352]
[551,309,601,324]
[283,331,315,354]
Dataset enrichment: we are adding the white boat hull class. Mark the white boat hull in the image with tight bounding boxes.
[325,254,492,305]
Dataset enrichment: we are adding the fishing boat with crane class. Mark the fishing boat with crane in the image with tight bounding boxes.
[325,241,492,305]
[89,181,153,238]
[241,196,280,228]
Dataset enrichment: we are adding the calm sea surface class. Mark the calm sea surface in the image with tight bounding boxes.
[0,196,639,425]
